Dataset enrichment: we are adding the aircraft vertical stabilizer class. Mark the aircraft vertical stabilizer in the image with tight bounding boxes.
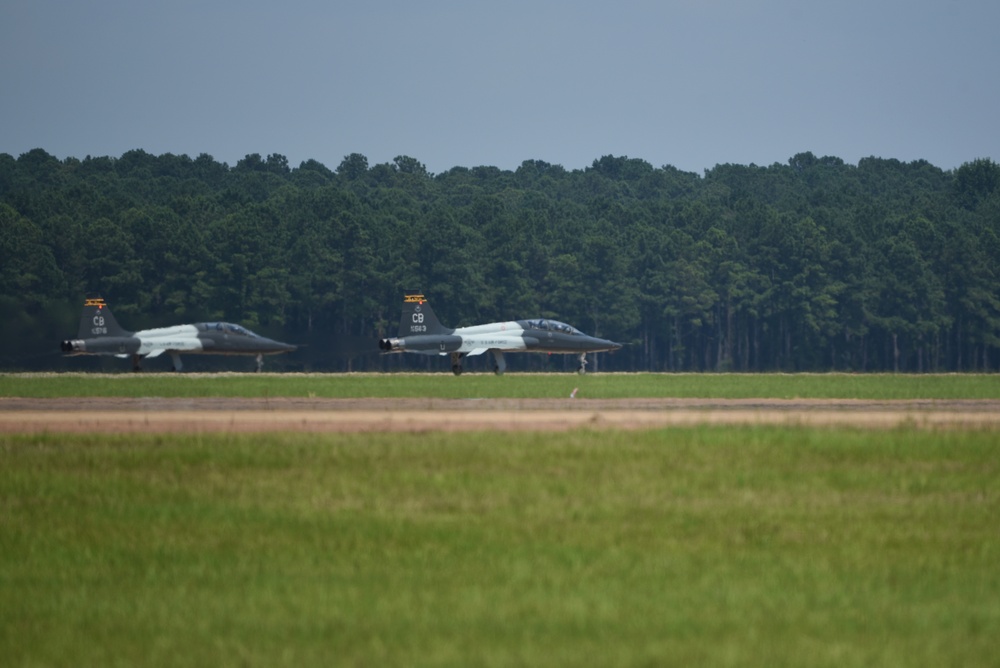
[398,292,451,336]
[77,296,131,339]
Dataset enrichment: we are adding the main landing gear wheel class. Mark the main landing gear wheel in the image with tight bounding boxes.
[490,350,507,376]
[450,352,464,376]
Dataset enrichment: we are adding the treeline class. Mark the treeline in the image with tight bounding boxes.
[1,148,998,372]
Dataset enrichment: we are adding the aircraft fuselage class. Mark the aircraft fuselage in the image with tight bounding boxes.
[382,319,618,355]
[63,323,295,357]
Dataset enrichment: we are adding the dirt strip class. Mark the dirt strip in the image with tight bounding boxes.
[2,397,999,432]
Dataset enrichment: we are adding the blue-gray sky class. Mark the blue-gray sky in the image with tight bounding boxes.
[2,0,997,174]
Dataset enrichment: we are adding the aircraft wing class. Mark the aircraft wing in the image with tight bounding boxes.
[466,348,488,357]
[145,348,166,358]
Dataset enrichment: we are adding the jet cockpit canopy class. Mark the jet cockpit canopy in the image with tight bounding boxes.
[526,319,583,335]
[200,322,261,338]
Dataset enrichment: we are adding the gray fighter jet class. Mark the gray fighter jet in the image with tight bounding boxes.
[378,292,621,375]
[60,297,296,371]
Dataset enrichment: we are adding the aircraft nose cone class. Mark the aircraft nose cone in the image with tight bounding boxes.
[594,337,622,352]
[262,338,297,353]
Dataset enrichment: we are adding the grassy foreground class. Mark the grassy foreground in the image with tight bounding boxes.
[2,429,998,667]
[3,371,1000,399]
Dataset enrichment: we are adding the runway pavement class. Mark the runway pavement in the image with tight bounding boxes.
[2,397,999,432]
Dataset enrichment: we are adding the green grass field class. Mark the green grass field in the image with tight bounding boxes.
[3,374,998,665]
[3,371,1000,399]
[2,429,998,667]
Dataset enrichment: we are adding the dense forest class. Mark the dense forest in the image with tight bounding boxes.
[1,148,998,372]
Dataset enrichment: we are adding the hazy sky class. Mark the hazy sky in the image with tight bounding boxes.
[2,0,997,174]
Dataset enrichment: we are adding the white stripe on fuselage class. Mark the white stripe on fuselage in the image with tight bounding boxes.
[453,321,524,336]
[453,322,527,354]
[135,325,204,355]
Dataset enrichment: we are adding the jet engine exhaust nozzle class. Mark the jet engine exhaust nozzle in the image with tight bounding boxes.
[378,337,405,352]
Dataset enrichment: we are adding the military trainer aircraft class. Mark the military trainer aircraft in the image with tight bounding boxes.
[60,296,296,372]
[378,292,621,375]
